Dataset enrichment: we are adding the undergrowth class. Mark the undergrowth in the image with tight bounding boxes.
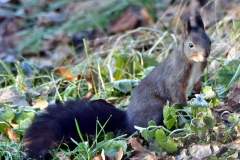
[0,0,240,159]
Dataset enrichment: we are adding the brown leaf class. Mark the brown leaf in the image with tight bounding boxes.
[43,33,70,51]
[130,151,158,160]
[227,82,240,111]
[0,87,29,106]
[109,6,153,34]
[129,137,145,152]
[83,91,93,100]
[227,5,240,20]
[115,148,124,160]
[93,151,106,160]
[55,151,71,160]
[129,137,158,160]
[188,144,219,159]
[6,127,19,142]
[55,66,75,81]
[32,97,48,110]
[93,155,103,160]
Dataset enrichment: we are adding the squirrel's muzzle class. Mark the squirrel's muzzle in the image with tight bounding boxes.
[189,51,205,62]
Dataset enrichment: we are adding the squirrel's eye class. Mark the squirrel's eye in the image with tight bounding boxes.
[188,42,194,48]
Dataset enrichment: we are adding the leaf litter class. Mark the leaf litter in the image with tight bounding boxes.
[0,0,240,159]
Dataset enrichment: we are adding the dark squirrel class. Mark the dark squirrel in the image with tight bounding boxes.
[23,10,211,159]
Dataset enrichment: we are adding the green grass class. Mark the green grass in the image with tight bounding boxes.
[0,0,240,159]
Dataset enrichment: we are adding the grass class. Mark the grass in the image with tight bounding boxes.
[0,0,240,159]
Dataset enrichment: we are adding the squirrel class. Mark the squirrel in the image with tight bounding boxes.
[23,10,211,159]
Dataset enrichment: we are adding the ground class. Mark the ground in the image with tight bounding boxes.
[0,0,240,159]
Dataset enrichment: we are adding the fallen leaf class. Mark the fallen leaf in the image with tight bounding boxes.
[55,66,75,81]
[188,144,219,159]
[109,6,153,33]
[227,5,240,20]
[32,97,48,110]
[83,91,93,100]
[115,148,124,160]
[130,151,158,160]
[93,150,105,160]
[6,127,19,142]
[42,33,70,51]
[227,82,240,111]
[55,151,71,160]
[0,87,29,106]
[129,137,145,152]
[93,155,103,160]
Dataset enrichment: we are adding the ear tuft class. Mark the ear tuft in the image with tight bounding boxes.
[181,10,205,36]
[194,11,204,30]
[181,12,192,36]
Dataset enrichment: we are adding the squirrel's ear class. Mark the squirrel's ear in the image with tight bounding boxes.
[194,12,204,30]
[181,13,192,37]
[181,10,204,36]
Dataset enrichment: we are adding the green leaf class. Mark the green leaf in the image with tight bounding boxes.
[228,113,239,124]
[203,116,215,129]
[202,86,216,99]
[155,129,167,143]
[142,66,155,77]
[0,109,15,124]
[141,128,156,141]
[113,53,130,80]
[16,112,35,129]
[112,79,139,93]
[163,104,177,129]
[163,137,178,153]
[99,140,127,158]
[216,60,240,88]
[0,121,9,133]
[209,98,221,108]
[148,120,157,126]
[189,94,208,108]
[155,129,178,153]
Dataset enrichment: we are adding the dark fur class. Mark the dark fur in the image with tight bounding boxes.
[127,10,211,127]
[23,10,211,159]
[23,99,130,159]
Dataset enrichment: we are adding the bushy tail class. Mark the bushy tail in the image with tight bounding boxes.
[23,99,131,159]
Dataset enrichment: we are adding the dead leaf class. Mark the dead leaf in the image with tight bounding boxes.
[109,6,153,34]
[188,144,219,159]
[93,155,103,160]
[129,137,145,152]
[115,148,124,160]
[130,151,158,160]
[227,82,240,111]
[55,66,75,81]
[83,91,93,100]
[129,138,158,160]
[0,87,29,106]
[227,46,240,61]
[93,150,106,160]
[32,97,48,110]
[6,127,19,142]
[55,151,71,160]
[43,33,70,51]
[227,5,240,20]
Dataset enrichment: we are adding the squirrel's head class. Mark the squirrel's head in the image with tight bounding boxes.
[181,10,211,63]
